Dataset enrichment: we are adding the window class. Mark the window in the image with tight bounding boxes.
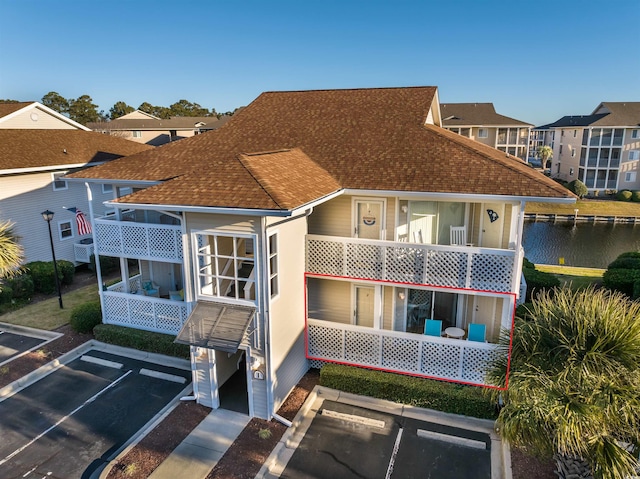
[571,149,576,157]
[52,172,67,191]
[132,131,142,138]
[625,172,637,182]
[58,220,73,240]
[569,168,574,176]
[102,184,113,194]
[194,232,255,302]
[573,130,577,137]
[559,145,563,154]
[632,129,639,139]
[268,233,278,299]
[556,163,561,174]
[629,150,640,161]
[477,128,488,138]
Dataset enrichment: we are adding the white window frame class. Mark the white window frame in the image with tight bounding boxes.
[58,220,74,240]
[132,130,142,138]
[632,129,639,139]
[52,172,68,191]
[268,231,279,300]
[625,171,637,183]
[102,183,113,194]
[629,150,640,161]
[477,128,488,139]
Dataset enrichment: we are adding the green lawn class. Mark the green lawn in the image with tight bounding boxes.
[535,264,605,290]
[0,284,99,330]
[526,199,640,216]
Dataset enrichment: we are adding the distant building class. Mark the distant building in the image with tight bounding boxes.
[532,102,640,192]
[87,110,232,146]
[441,103,532,161]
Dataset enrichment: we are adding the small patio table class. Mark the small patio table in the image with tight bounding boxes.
[444,327,465,339]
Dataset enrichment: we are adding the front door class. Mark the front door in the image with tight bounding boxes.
[354,285,375,327]
[480,203,505,248]
[354,199,385,239]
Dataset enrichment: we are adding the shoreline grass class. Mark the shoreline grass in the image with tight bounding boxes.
[525,199,640,216]
[535,263,604,290]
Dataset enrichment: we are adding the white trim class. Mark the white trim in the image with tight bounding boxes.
[0,102,90,130]
[106,201,293,217]
[267,231,279,301]
[344,189,575,204]
[52,172,68,191]
[58,219,74,241]
[0,162,109,176]
[352,197,387,239]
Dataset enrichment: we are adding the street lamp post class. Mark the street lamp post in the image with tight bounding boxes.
[41,210,63,309]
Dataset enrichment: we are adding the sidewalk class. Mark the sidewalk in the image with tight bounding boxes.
[148,408,250,479]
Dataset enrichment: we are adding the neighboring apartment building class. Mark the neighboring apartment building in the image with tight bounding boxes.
[441,103,533,161]
[67,87,574,420]
[532,102,640,193]
[87,110,232,146]
[0,102,152,264]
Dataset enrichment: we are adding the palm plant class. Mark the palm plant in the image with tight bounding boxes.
[488,287,640,479]
[0,220,23,279]
[537,145,553,169]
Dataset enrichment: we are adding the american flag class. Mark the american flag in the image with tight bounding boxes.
[66,207,92,235]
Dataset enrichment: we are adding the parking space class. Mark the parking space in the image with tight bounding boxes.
[0,325,61,366]
[262,388,503,479]
[0,348,191,479]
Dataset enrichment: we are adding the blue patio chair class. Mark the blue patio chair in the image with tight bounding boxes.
[467,323,487,342]
[424,319,442,337]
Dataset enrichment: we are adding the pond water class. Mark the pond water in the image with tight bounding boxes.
[522,221,640,268]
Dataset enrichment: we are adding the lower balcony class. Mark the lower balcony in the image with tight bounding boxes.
[306,319,503,386]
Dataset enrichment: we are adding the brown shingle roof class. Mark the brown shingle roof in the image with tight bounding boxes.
[591,102,640,127]
[0,130,153,171]
[86,115,232,131]
[441,103,532,127]
[67,87,572,210]
[0,102,33,119]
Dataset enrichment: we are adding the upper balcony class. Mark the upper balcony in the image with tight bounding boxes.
[94,215,183,263]
[306,234,522,294]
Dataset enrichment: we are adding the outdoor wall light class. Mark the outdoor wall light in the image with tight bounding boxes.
[250,356,263,370]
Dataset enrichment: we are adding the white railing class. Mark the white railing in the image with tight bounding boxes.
[106,274,142,294]
[94,216,183,263]
[307,319,502,386]
[74,240,95,263]
[102,291,190,335]
[306,235,517,293]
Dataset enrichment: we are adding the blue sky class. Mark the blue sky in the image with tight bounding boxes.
[1,0,639,126]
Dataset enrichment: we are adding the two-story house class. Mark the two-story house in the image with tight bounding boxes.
[0,102,152,264]
[532,102,640,192]
[441,103,533,161]
[67,87,574,420]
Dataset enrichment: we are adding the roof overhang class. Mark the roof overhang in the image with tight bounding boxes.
[344,189,576,203]
[102,200,294,217]
[0,162,108,176]
[175,300,256,353]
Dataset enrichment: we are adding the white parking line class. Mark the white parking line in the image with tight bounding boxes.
[139,368,187,384]
[80,355,123,369]
[321,409,386,428]
[0,370,133,466]
[417,429,487,449]
[385,427,403,479]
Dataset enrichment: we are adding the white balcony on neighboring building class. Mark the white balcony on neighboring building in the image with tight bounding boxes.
[94,216,183,263]
[307,319,502,386]
[306,235,522,294]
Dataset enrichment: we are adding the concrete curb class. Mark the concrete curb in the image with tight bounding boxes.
[0,321,64,340]
[257,385,513,479]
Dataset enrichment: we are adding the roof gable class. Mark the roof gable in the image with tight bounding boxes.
[441,103,532,127]
[0,102,90,130]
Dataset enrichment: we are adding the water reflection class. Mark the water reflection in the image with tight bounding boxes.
[522,221,640,268]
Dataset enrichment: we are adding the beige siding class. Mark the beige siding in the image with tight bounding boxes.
[0,172,112,264]
[382,286,394,330]
[267,216,309,413]
[555,128,583,181]
[307,277,351,323]
[463,295,503,342]
[0,107,79,129]
[308,195,352,237]
[471,127,497,148]
[185,212,259,235]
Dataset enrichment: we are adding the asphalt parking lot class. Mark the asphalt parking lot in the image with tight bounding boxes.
[261,388,504,479]
[0,325,61,366]
[0,348,191,479]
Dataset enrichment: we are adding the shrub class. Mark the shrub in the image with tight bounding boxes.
[88,254,119,276]
[616,190,632,201]
[56,260,75,285]
[567,179,588,198]
[631,190,640,202]
[25,261,63,294]
[0,285,13,304]
[93,324,190,359]
[607,257,640,270]
[602,268,640,298]
[522,257,535,270]
[523,267,560,302]
[70,302,102,333]
[616,251,640,260]
[5,273,34,300]
[319,363,497,419]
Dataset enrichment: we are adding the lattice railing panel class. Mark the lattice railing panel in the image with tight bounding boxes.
[306,319,500,386]
[102,291,189,335]
[95,218,182,263]
[306,235,517,293]
[73,243,94,263]
[346,244,383,280]
[306,239,344,276]
[344,330,380,365]
[469,254,513,293]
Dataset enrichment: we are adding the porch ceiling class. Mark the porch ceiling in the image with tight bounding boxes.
[175,301,255,353]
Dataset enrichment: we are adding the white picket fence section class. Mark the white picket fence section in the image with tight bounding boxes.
[307,319,502,385]
[307,235,520,294]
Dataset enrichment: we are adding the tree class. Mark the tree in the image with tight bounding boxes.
[0,220,23,279]
[488,287,640,479]
[138,102,170,119]
[567,179,588,198]
[0,99,20,103]
[109,101,134,120]
[41,91,69,115]
[168,99,213,117]
[68,95,101,124]
[537,145,553,169]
